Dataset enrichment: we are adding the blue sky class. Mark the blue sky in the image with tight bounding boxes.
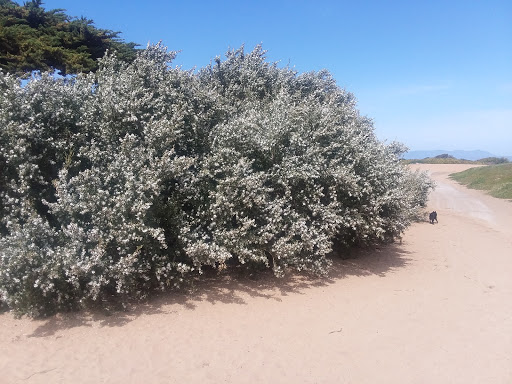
[41,0,512,155]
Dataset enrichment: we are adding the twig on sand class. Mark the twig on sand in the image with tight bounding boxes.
[22,368,57,381]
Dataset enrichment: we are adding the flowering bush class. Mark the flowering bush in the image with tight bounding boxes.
[0,44,434,317]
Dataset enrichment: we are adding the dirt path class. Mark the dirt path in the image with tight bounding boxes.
[1,164,512,384]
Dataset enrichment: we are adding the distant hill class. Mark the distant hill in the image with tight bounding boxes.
[403,150,500,161]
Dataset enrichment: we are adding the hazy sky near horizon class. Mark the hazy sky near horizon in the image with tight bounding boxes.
[41,0,512,155]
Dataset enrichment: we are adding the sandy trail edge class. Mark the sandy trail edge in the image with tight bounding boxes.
[1,164,512,384]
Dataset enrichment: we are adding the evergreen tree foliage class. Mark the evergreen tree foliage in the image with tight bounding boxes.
[0,0,138,75]
[0,44,434,317]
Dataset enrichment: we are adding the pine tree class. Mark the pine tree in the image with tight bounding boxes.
[0,0,138,75]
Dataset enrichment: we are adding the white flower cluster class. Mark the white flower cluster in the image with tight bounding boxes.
[0,44,434,317]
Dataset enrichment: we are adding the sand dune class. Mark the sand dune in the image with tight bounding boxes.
[1,164,512,383]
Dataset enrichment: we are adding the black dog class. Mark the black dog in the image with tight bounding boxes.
[429,211,438,224]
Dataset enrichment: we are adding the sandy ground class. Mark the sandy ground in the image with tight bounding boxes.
[1,164,512,384]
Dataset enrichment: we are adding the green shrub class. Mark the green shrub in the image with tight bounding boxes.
[477,157,510,165]
[0,44,434,317]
